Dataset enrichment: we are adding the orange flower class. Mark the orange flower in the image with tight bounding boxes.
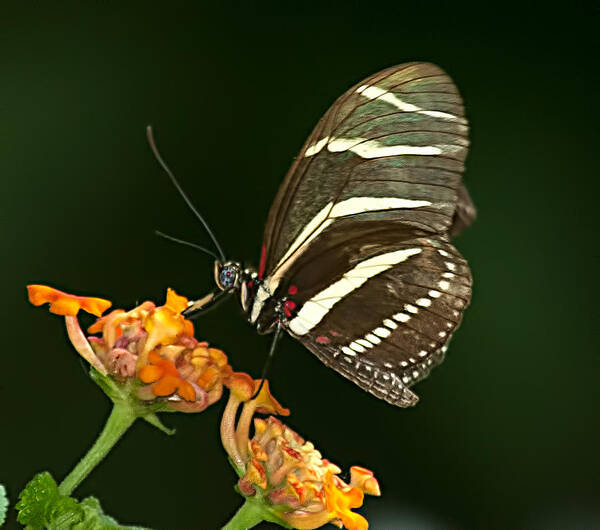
[82,288,193,369]
[220,383,380,530]
[139,350,195,402]
[27,285,111,317]
[27,284,235,414]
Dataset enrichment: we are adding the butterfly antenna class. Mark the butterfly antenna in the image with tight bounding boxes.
[146,125,227,263]
[252,322,283,399]
[155,230,219,260]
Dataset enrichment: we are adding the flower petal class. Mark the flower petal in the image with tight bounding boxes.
[183,319,194,336]
[283,510,333,530]
[244,458,268,490]
[27,285,111,317]
[251,380,290,416]
[80,297,113,317]
[208,348,228,368]
[87,309,124,334]
[350,466,381,496]
[142,306,185,358]
[165,288,189,314]
[322,472,368,530]
[196,366,220,390]
[138,364,164,383]
[177,379,196,402]
[339,511,368,530]
[226,372,255,401]
[152,374,180,396]
[286,473,307,504]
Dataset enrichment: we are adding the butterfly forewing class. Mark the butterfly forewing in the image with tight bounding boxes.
[262,62,469,277]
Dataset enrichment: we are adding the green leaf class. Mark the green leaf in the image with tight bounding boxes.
[79,496,119,525]
[46,496,84,529]
[16,472,72,528]
[67,495,151,529]
[73,496,122,529]
[0,484,8,526]
[16,473,150,530]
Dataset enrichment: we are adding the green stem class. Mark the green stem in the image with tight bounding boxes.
[58,403,136,496]
[222,499,266,530]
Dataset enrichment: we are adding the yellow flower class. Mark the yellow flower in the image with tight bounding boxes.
[220,381,380,529]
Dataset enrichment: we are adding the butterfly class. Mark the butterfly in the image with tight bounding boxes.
[152,62,474,407]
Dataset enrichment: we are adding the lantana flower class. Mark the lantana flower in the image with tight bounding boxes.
[220,376,381,530]
[26,284,241,496]
[27,284,233,413]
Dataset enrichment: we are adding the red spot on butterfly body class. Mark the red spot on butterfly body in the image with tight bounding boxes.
[258,244,267,280]
[283,300,296,317]
[330,330,341,337]
[288,285,298,295]
[316,335,330,344]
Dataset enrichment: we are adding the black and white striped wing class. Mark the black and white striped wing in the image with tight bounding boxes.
[287,234,472,407]
[260,62,470,279]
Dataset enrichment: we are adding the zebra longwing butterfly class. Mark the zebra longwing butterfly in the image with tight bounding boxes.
[165,62,474,407]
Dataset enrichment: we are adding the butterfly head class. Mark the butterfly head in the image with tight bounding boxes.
[214,260,259,312]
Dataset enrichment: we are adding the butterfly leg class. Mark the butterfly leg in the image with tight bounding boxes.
[183,289,232,319]
[251,321,283,398]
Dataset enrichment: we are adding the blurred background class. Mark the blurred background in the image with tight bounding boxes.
[2,3,598,529]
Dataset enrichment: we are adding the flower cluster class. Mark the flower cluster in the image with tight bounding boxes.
[221,375,381,530]
[27,284,382,529]
[27,285,234,413]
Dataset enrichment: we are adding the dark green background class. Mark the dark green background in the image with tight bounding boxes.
[2,4,598,529]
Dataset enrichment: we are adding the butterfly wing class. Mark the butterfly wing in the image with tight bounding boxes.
[260,62,470,280]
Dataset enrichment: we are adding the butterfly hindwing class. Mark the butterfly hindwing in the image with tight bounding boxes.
[285,234,472,406]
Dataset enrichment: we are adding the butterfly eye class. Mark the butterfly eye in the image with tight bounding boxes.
[217,265,238,290]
